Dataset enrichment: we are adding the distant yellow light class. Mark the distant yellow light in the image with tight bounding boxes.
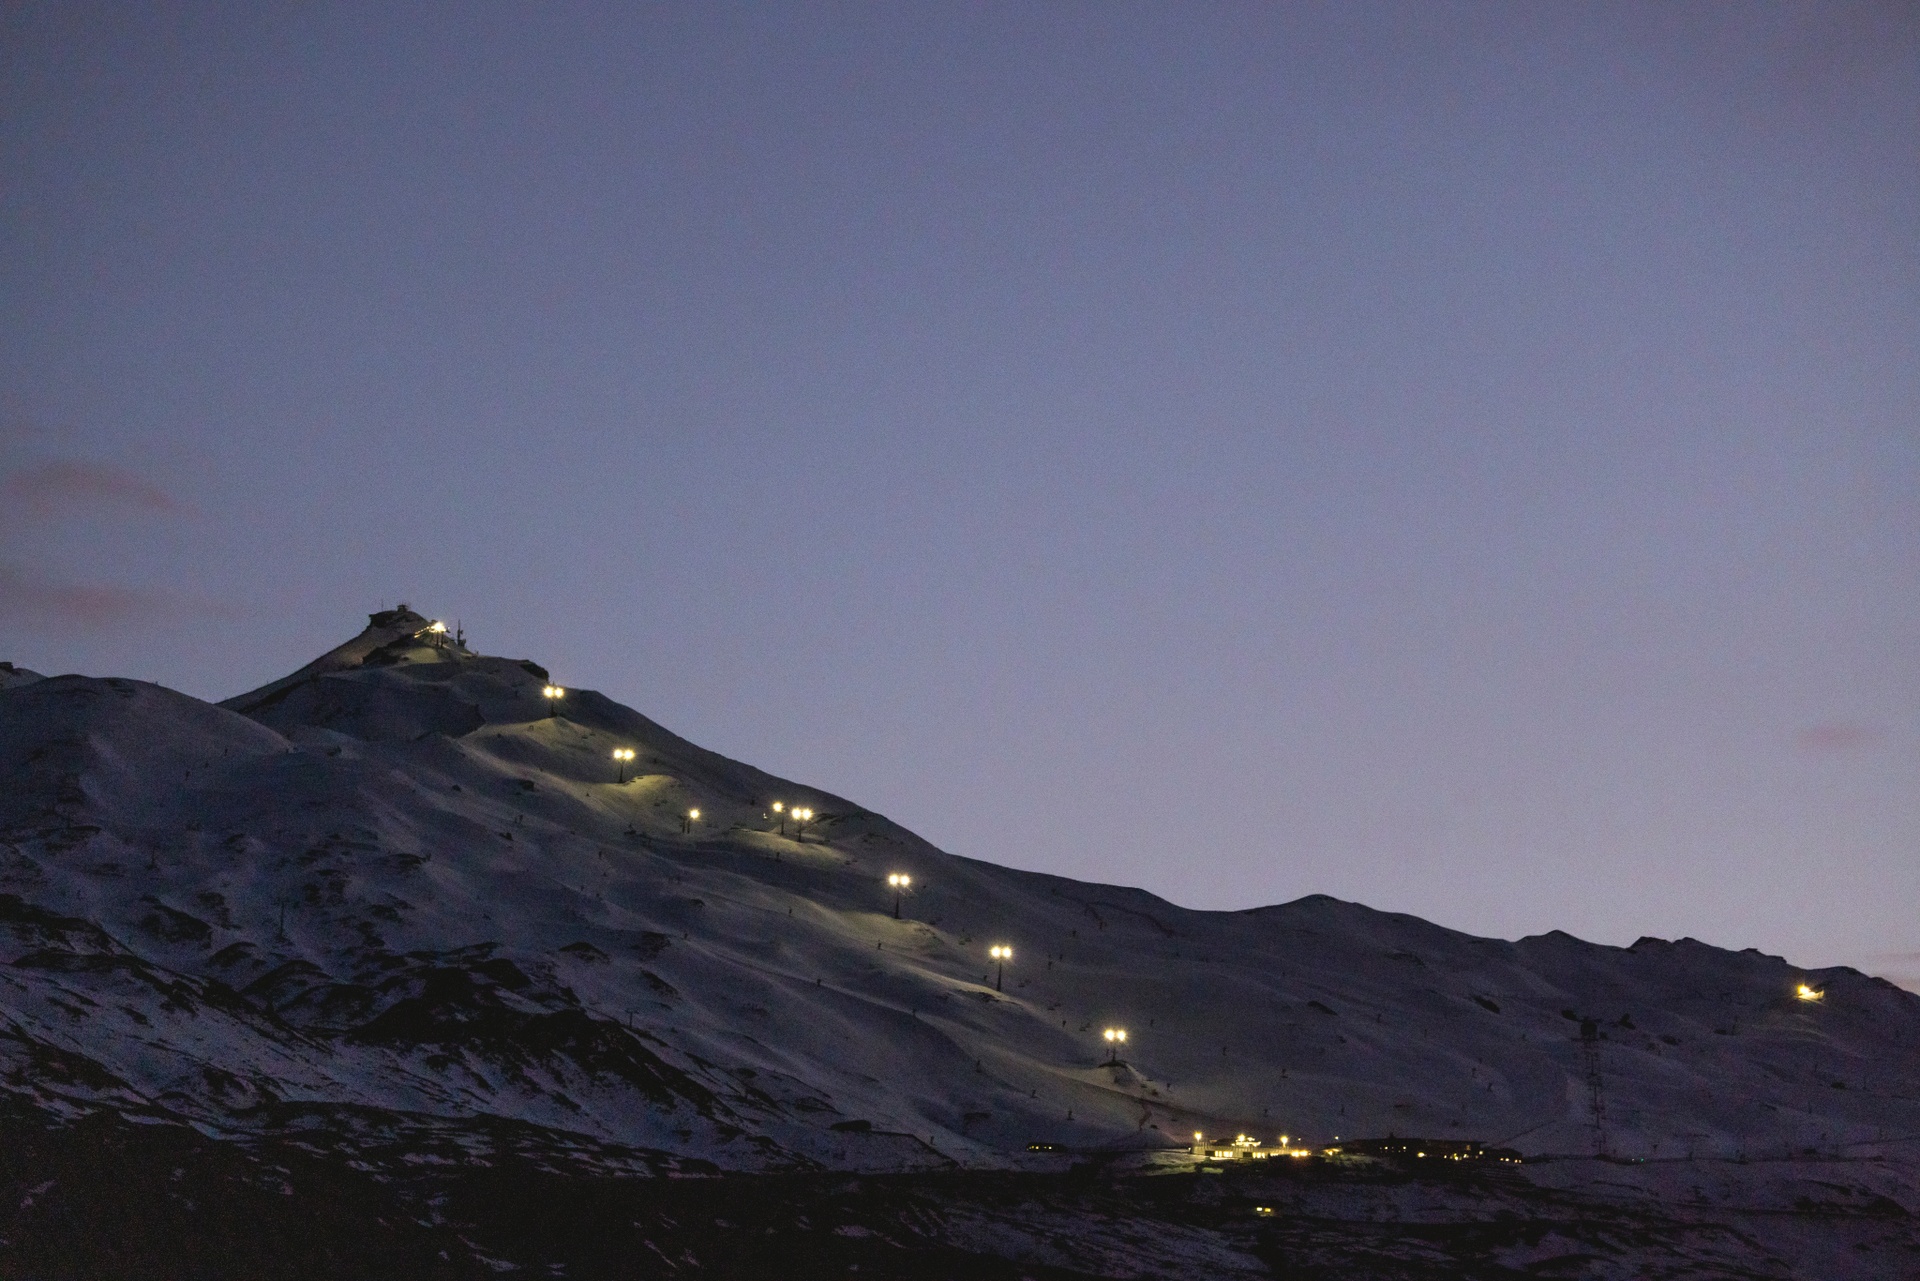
[888,873,911,889]
[772,801,784,813]
[542,685,565,700]
[1796,983,1825,1002]
[1193,1131,1203,1142]
[1102,1027,1127,1043]
[688,808,700,821]
[611,748,635,761]
[989,945,1012,960]
[427,621,447,634]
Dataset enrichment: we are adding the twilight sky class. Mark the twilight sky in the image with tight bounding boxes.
[2,3,1915,985]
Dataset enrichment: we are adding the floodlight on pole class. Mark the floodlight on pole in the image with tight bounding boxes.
[611,747,635,783]
[772,801,785,835]
[541,685,566,717]
[988,944,1012,992]
[887,873,912,919]
[683,807,701,835]
[793,806,814,842]
[1102,1027,1128,1064]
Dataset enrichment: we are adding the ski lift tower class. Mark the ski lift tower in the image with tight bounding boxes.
[1579,1017,1610,1158]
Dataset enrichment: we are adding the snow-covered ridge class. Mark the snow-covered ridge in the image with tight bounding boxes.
[2,609,1916,1176]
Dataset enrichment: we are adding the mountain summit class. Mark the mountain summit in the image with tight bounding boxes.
[3,611,1917,1274]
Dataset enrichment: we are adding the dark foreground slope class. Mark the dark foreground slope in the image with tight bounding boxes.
[1,609,1916,1277]
[3,1101,1915,1280]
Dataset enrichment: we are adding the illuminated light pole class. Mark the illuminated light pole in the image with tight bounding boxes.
[611,747,635,783]
[1103,1027,1128,1064]
[989,944,1012,992]
[887,873,912,919]
[793,806,814,843]
[683,807,701,835]
[541,685,566,718]
[1796,983,1825,1002]
[772,801,786,836]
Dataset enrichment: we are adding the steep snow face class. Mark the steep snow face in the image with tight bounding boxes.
[2,612,1917,1176]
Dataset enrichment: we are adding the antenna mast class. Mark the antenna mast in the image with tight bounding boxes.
[1579,1018,1609,1158]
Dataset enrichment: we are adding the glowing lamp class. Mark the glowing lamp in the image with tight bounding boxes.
[988,943,1012,991]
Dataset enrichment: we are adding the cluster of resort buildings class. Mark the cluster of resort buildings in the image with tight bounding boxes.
[1189,1133,1523,1165]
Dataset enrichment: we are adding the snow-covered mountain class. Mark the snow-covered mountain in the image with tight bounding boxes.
[4,606,1912,1166]
[3,609,1917,1275]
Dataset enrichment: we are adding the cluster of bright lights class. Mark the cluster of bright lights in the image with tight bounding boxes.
[989,945,1013,962]
[610,746,636,782]
[1193,1131,1314,1162]
[542,684,566,702]
[1796,983,1825,1002]
[888,873,911,890]
[793,806,814,823]
[426,621,448,635]
[1102,1027,1127,1046]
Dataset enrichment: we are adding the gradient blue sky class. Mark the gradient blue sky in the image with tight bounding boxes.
[3,3,1915,984]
